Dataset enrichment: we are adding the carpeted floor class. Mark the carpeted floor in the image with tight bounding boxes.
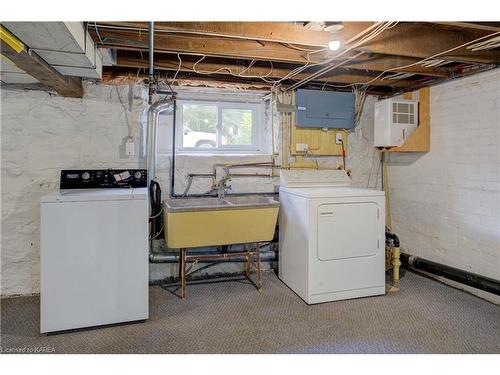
[1,271,499,354]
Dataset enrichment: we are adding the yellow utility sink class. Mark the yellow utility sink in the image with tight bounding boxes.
[163,196,279,248]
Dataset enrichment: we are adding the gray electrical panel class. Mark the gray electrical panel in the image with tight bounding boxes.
[296,89,355,129]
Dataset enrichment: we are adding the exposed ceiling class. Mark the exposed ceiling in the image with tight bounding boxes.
[89,21,500,95]
[2,22,499,96]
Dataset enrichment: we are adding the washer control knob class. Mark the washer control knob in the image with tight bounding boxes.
[81,172,90,180]
[134,171,142,179]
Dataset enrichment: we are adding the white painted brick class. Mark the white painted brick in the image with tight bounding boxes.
[389,68,500,281]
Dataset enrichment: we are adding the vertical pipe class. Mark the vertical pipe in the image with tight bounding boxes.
[392,247,401,283]
[147,99,173,187]
[382,152,392,230]
[170,100,177,197]
[148,21,155,105]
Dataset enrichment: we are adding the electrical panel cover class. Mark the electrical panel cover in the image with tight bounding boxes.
[296,89,355,129]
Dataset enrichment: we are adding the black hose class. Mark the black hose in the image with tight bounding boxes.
[385,228,400,247]
[149,180,162,236]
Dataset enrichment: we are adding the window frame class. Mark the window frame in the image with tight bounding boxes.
[176,99,263,154]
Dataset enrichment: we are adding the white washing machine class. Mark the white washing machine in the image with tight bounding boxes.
[279,170,385,304]
[40,170,149,333]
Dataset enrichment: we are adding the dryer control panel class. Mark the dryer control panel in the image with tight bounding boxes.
[60,169,148,189]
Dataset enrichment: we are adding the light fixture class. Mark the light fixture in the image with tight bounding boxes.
[328,40,341,51]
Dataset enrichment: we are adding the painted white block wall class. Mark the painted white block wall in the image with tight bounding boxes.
[1,84,146,296]
[1,83,380,296]
[388,68,500,281]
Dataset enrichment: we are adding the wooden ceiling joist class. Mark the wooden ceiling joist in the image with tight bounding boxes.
[102,67,393,95]
[115,51,424,88]
[433,22,500,33]
[89,27,332,64]
[0,32,83,98]
[342,55,452,78]
[88,21,498,93]
[95,22,333,47]
[353,23,500,63]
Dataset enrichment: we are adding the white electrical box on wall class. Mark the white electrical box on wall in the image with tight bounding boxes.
[374,98,418,147]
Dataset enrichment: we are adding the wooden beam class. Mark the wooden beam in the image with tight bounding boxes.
[433,22,500,33]
[101,68,391,95]
[89,22,379,65]
[115,51,422,88]
[353,23,500,63]
[89,27,333,64]
[102,69,273,90]
[1,32,83,97]
[95,22,333,47]
[343,54,451,78]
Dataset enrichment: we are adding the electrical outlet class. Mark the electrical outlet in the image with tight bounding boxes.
[335,133,343,145]
[125,140,135,156]
[296,143,309,152]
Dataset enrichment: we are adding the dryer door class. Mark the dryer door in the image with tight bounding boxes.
[317,202,379,261]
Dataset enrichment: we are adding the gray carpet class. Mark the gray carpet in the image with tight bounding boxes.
[1,271,499,354]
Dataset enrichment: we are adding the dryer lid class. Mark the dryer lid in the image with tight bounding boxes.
[280,169,351,188]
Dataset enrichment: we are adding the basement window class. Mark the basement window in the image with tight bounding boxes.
[177,100,263,153]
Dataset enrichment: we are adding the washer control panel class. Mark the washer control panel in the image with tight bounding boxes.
[60,169,148,189]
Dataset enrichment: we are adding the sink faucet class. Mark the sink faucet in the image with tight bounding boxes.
[213,168,232,198]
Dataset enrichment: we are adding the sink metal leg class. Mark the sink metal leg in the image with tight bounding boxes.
[256,242,262,290]
[179,248,187,299]
[245,243,251,278]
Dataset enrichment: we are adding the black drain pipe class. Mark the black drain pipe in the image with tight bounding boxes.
[401,253,500,296]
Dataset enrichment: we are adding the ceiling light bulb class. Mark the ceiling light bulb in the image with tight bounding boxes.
[328,40,341,51]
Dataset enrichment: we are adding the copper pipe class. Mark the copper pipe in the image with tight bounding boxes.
[180,248,187,299]
[256,243,262,290]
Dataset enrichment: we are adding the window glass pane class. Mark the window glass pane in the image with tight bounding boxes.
[221,108,253,146]
[182,104,217,148]
[392,114,397,123]
[409,104,414,113]
[409,114,414,124]
[398,103,409,113]
[398,114,409,124]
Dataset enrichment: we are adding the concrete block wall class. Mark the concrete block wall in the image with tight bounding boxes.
[1,82,381,296]
[388,68,500,281]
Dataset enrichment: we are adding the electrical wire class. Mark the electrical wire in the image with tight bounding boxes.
[191,54,275,82]
[284,22,399,91]
[94,22,104,45]
[115,86,133,139]
[352,84,368,130]
[339,139,346,170]
[173,53,182,82]
[348,30,500,87]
